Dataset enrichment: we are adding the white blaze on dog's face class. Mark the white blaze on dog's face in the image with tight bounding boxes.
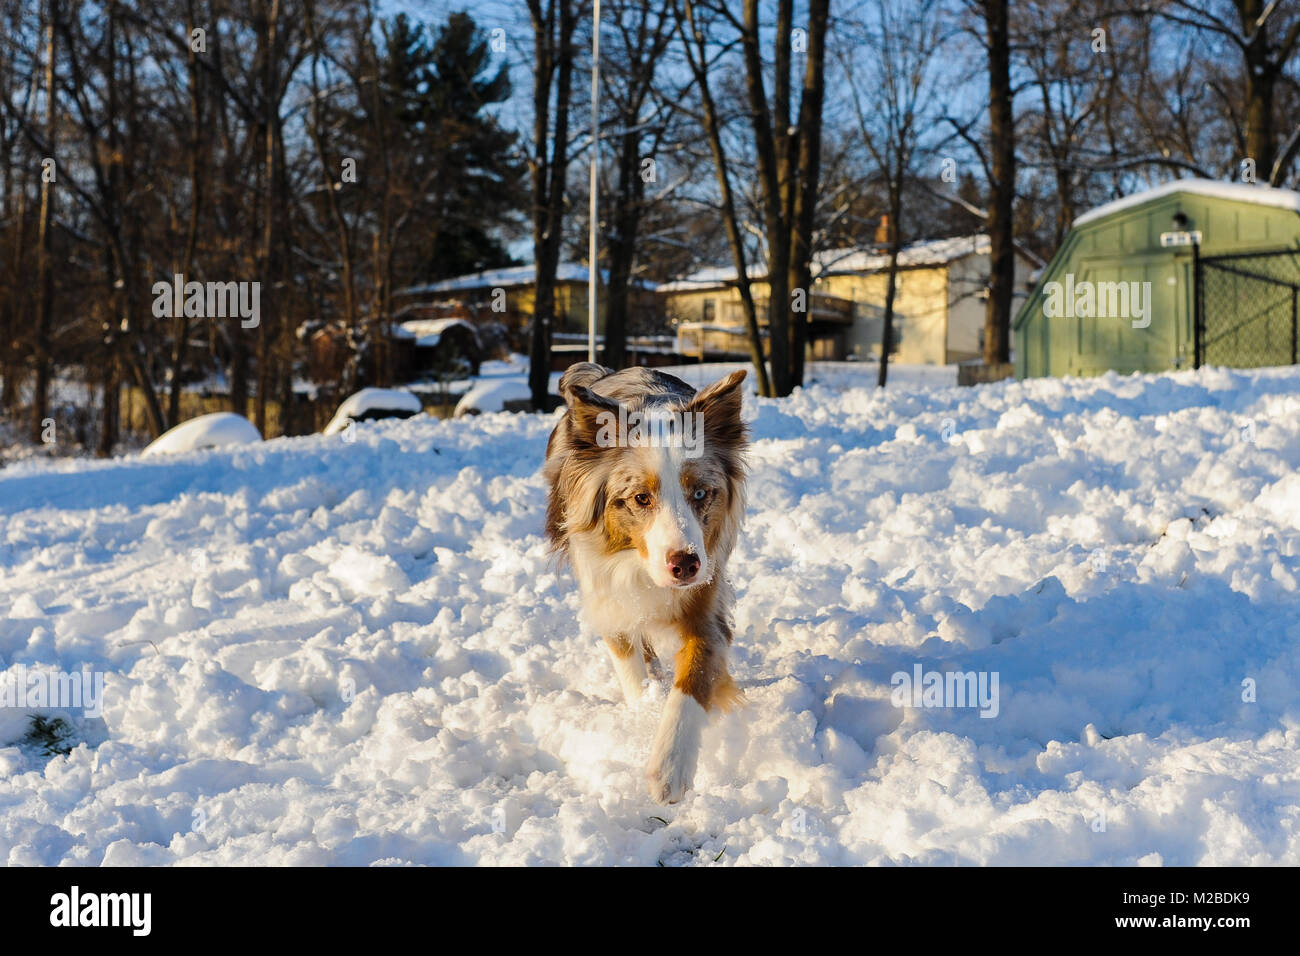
[642,444,708,587]
[603,439,722,589]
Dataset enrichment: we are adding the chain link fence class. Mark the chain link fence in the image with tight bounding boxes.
[1196,248,1300,369]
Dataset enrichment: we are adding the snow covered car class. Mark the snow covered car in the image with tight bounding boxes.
[323,387,423,435]
[141,412,262,457]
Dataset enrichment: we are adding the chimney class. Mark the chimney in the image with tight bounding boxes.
[875,214,890,246]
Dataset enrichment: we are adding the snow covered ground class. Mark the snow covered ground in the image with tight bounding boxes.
[2,364,1299,865]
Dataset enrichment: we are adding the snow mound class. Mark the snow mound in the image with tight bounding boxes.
[454,378,533,416]
[141,413,261,457]
[323,388,423,435]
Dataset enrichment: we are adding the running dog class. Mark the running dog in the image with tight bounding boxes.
[544,363,749,804]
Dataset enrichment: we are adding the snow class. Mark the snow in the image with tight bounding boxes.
[3,363,1300,865]
[453,378,534,416]
[141,413,262,457]
[322,389,423,436]
[398,318,477,348]
[657,359,957,392]
[1071,179,1300,228]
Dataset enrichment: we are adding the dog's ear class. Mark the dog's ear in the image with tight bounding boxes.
[560,363,619,443]
[687,369,748,449]
[566,384,623,446]
[559,362,614,406]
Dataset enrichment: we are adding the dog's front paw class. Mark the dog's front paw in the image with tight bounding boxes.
[645,753,693,805]
[645,689,706,804]
[617,675,646,706]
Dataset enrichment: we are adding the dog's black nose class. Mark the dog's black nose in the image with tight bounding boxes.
[668,551,700,581]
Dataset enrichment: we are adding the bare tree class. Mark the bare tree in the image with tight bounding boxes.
[676,0,830,397]
[1159,0,1300,183]
[678,0,772,396]
[598,0,676,369]
[842,0,946,387]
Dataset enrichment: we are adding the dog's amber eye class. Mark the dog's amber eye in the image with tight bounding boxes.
[693,488,707,501]
[634,493,651,507]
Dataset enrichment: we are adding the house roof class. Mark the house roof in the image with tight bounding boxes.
[658,234,1006,292]
[1071,179,1300,228]
[816,234,994,273]
[397,264,657,296]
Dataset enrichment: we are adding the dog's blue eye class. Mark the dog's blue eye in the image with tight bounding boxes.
[693,488,707,501]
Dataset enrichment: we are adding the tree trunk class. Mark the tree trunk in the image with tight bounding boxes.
[0,63,30,417]
[1242,0,1277,176]
[788,0,829,387]
[878,186,903,387]
[255,0,283,436]
[168,0,204,430]
[31,0,57,444]
[602,129,643,370]
[124,343,167,436]
[97,355,118,457]
[982,0,1015,367]
[528,0,576,410]
[741,0,792,396]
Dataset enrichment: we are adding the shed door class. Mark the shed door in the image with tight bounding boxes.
[1071,255,1177,374]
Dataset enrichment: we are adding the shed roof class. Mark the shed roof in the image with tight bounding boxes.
[1072,180,1300,228]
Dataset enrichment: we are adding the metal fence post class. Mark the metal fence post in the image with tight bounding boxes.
[1292,288,1298,366]
[1193,240,1202,369]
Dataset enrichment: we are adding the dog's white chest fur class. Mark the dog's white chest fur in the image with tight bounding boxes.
[569,534,685,657]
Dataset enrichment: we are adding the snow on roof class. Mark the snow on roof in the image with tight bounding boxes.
[657,266,747,291]
[398,318,477,347]
[398,264,658,297]
[676,322,752,334]
[658,235,994,291]
[323,388,423,435]
[817,235,993,273]
[1071,179,1300,228]
[142,412,262,457]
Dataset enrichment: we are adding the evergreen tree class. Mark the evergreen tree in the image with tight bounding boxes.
[377,12,523,283]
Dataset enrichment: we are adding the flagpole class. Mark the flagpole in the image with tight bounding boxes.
[588,0,601,364]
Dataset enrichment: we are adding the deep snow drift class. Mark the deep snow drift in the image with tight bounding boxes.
[1,364,1299,865]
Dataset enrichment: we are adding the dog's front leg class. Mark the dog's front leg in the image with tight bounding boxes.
[604,632,648,705]
[646,629,733,804]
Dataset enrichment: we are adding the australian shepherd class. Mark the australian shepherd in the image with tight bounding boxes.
[544,363,749,804]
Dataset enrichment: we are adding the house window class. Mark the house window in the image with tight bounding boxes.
[702,298,716,323]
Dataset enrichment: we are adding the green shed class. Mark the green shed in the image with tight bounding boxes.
[1015,181,1300,378]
